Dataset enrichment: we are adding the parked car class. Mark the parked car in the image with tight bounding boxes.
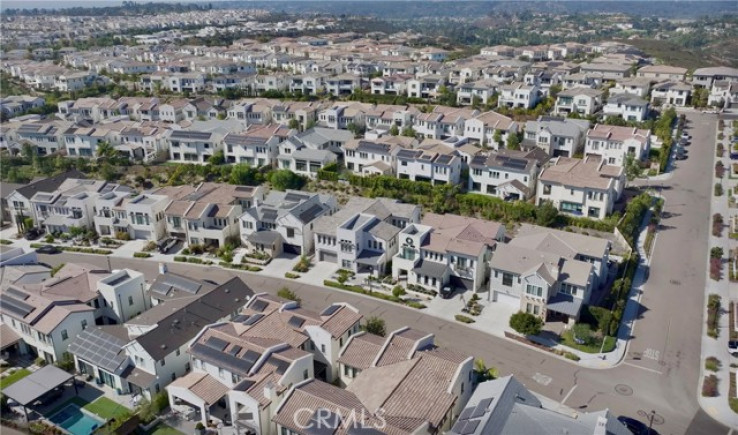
[440,286,455,299]
[158,238,178,254]
[729,340,738,357]
[35,245,60,255]
[675,149,688,160]
[23,227,43,240]
[617,416,659,435]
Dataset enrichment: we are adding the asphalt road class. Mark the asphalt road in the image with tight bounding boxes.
[34,113,734,434]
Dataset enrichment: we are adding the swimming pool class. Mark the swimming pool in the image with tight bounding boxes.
[49,403,105,435]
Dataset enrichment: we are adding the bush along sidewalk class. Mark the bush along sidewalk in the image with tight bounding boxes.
[324,280,426,309]
[29,243,112,255]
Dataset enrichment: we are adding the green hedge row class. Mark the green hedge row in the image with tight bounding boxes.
[323,280,425,309]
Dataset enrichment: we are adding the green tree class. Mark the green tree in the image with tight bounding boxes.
[572,323,592,345]
[269,169,306,191]
[389,124,399,136]
[99,162,118,181]
[474,358,498,381]
[229,163,259,185]
[401,126,417,138]
[506,132,521,150]
[277,287,301,304]
[362,316,386,337]
[509,312,543,336]
[288,118,300,130]
[602,115,627,126]
[535,200,559,227]
[624,154,642,182]
[492,129,502,148]
[208,150,225,165]
[96,141,116,159]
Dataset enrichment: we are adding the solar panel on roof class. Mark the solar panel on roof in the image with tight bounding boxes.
[460,420,480,434]
[191,343,255,374]
[242,314,263,327]
[476,397,493,410]
[250,300,268,313]
[162,275,201,294]
[233,314,249,323]
[288,316,305,328]
[205,336,229,351]
[457,407,474,421]
[451,420,466,434]
[6,288,30,300]
[469,403,486,419]
[320,305,339,316]
[241,350,260,365]
[0,294,34,318]
[268,356,289,375]
[227,345,242,356]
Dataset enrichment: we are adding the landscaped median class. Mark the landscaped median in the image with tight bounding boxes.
[323,280,426,309]
[29,243,112,255]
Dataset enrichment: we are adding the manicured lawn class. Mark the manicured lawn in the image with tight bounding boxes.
[148,424,185,435]
[83,397,132,421]
[0,368,31,389]
[560,330,617,354]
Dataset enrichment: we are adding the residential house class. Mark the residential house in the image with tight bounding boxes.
[579,62,631,81]
[392,214,505,292]
[636,65,687,82]
[276,137,337,179]
[31,179,132,234]
[70,274,254,401]
[414,106,480,140]
[692,66,738,89]
[395,142,463,185]
[162,182,265,248]
[537,155,625,220]
[523,116,590,158]
[94,190,172,241]
[554,88,603,116]
[343,137,415,176]
[240,190,337,256]
[456,80,499,106]
[370,75,412,95]
[468,148,548,200]
[585,124,651,166]
[650,81,692,107]
[708,80,738,108]
[407,75,447,99]
[312,197,420,275]
[602,94,649,122]
[223,124,290,166]
[448,376,629,435]
[0,96,45,118]
[324,74,361,97]
[609,77,652,98]
[497,82,541,109]
[463,111,518,149]
[4,170,85,231]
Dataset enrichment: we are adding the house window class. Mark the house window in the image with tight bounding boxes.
[526,284,543,297]
[160,358,165,367]
[286,228,295,238]
[61,330,68,341]
[321,344,326,353]
[303,369,309,380]
[502,273,513,287]
[155,384,160,393]
[543,184,551,195]
[171,373,176,381]
[81,320,88,330]
[176,349,180,357]
[128,296,134,306]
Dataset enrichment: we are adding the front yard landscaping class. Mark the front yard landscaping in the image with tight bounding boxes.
[83,397,132,421]
[560,329,617,354]
[707,293,722,338]
[705,356,721,372]
[0,368,31,389]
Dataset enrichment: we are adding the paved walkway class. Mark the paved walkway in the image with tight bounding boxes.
[698,115,738,429]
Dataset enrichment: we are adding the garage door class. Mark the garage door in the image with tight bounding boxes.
[283,244,302,255]
[494,290,520,307]
[450,276,474,291]
[134,230,151,240]
[319,251,337,263]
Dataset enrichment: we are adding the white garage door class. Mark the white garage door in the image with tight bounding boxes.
[319,251,338,263]
[134,230,151,240]
[494,291,520,308]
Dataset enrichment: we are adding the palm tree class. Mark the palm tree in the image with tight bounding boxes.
[474,358,498,382]
[96,141,117,163]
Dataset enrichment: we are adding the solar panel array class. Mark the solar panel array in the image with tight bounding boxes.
[205,336,229,351]
[499,157,529,171]
[0,294,34,318]
[162,275,201,294]
[243,314,264,325]
[435,154,453,165]
[228,345,243,356]
[267,356,290,375]
[233,314,249,323]
[284,192,310,203]
[6,288,30,300]
[191,343,257,375]
[451,397,494,434]
[170,130,212,140]
[250,300,268,313]
[297,204,325,224]
[357,141,390,154]
[320,305,339,317]
[288,316,305,329]
[67,328,128,373]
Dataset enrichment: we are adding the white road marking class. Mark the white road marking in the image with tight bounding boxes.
[643,348,660,361]
[533,373,552,386]
[561,385,577,405]
[623,361,663,375]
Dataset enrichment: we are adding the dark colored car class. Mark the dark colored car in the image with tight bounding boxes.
[158,238,178,254]
[36,245,61,255]
[24,227,43,240]
[618,416,659,435]
[440,286,454,299]
[675,150,688,160]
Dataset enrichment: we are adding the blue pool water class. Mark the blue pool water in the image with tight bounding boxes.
[49,404,104,435]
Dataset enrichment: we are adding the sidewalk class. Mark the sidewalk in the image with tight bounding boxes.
[697,116,738,429]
